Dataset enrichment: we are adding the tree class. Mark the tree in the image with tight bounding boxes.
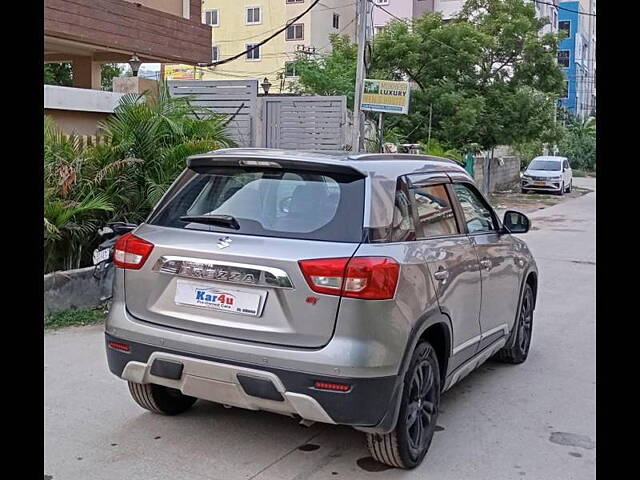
[372,0,565,151]
[286,34,358,108]
[44,62,124,90]
[44,63,72,86]
[101,63,124,91]
[558,116,596,171]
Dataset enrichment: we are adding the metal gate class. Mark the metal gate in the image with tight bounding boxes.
[168,80,257,147]
[263,96,346,150]
[168,80,347,150]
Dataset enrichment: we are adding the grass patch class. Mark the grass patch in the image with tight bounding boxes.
[45,307,107,330]
[572,169,596,178]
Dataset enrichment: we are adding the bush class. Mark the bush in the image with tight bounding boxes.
[558,117,596,170]
[44,83,235,273]
[420,139,465,164]
[512,140,545,168]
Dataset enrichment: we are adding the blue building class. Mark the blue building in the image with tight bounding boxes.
[557,1,596,119]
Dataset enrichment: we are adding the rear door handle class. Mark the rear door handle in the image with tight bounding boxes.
[480,259,492,270]
[433,269,449,281]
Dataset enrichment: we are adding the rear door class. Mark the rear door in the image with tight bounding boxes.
[448,177,522,347]
[124,166,365,348]
[406,173,483,367]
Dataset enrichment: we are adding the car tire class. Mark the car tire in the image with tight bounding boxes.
[521,188,528,194]
[567,181,572,193]
[558,182,565,196]
[494,284,534,364]
[366,341,441,469]
[128,381,197,415]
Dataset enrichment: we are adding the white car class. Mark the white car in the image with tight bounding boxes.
[521,156,572,195]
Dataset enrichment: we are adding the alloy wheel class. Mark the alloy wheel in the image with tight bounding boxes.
[518,289,534,354]
[406,356,438,459]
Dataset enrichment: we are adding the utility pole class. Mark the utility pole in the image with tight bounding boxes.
[427,104,433,150]
[352,0,368,153]
[378,113,384,152]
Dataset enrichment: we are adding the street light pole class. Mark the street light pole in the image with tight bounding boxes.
[352,0,368,153]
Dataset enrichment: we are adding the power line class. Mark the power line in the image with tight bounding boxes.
[530,0,596,17]
[198,0,322,67]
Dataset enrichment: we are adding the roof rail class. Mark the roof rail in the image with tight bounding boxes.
[348,153,458,164]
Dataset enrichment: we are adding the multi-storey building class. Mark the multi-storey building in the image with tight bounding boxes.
[45,0,211,89]
[372,0,558,33]
[45,0,212,135]
[558,0,596,118]
[164,1,356,92]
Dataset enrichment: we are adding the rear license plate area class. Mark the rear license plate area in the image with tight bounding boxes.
[174,279,266,317]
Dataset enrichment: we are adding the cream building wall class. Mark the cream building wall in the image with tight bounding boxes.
[164,1,356,93]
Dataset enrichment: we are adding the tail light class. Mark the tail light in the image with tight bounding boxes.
[298,257,400,300]
[113,232,154,270]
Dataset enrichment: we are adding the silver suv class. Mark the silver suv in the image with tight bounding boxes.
[105,149,537,469]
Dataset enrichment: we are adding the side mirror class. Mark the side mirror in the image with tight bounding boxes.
[502,210,530,234]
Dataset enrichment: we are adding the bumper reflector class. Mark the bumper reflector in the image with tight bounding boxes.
[314,381,351,392]
[108,341,130,352]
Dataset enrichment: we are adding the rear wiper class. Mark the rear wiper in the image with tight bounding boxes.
[179,215,240,230]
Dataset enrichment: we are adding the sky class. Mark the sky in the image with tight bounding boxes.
[118,62,161,79]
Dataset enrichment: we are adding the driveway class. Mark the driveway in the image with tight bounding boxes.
[45,179,595,480]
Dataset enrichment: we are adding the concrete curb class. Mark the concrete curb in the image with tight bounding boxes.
[44,266,114,317]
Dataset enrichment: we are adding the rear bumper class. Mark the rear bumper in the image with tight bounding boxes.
[106,333,398,428]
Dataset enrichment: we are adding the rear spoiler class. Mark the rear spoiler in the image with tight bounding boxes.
[186,154,366,178]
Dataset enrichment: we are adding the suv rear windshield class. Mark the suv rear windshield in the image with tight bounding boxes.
[149,167,365,242]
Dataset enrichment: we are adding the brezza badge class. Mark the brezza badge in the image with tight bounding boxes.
[179,262,257,284]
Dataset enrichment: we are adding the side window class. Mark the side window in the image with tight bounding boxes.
[411,184,458,238]
[564,160,570,170]
[390,188,416,242]
[452,183,497,234]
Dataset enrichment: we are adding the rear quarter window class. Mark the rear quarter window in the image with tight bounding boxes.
[148,167,365,242]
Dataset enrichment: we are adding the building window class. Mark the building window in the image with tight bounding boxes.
[284,61,297,77]
[204,9,219,26]
[286,0,304,3]
[376,0,389,5]
[246,7,261,25]
[559,20,570,37]
[246,43,261,60]
[333,13,340,29]
[286,23,304,40]
[211,46,220,62]
[557,50,570,68]
[561,81,568,99]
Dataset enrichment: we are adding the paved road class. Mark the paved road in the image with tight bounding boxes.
[45,178,595,480]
